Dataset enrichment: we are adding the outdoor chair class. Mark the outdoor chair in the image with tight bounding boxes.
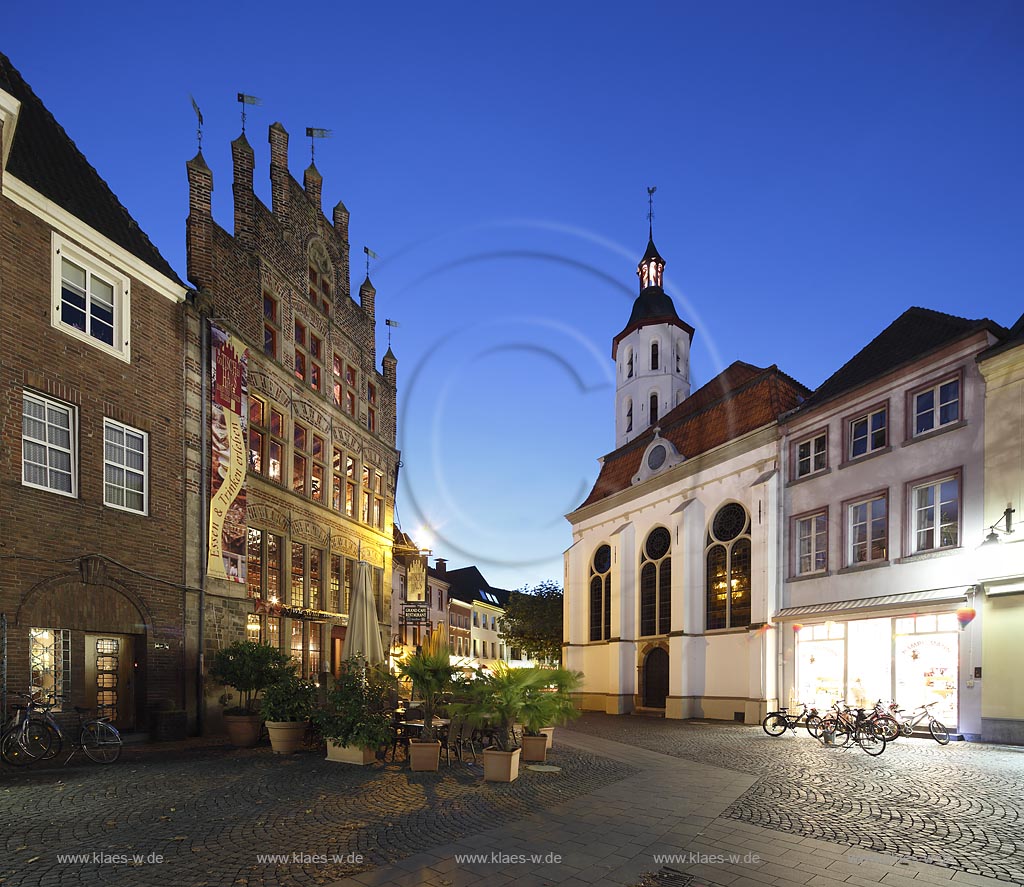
[440,716,477,765]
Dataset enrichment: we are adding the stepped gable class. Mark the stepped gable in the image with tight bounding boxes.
[0,52,180,283]
[579,361,809,509]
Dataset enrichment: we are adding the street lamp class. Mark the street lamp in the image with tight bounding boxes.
[981,507,1015,547]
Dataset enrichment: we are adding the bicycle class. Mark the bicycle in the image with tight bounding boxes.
[762,702,822,738]
[889,700,950,745]
[4,696,122,765]
[818,703,887,756]
[1,694,53,766]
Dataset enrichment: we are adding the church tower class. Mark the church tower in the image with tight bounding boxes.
[612,218,694,448]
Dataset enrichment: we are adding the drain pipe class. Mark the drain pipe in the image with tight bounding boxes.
[197,313,209,736]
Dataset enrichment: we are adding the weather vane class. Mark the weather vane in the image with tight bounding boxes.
[364,245,379,277]
[385,319,401,347]
[189,94,204,151]
[305,127,332,163]
[237,93,262,134]
[647,185,657,238]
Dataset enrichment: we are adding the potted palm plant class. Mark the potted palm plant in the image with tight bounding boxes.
[315,657,393,765]
[208,640,294,747]
[397,625,459,771]
[263,673,318,754]
[519,668,582,763]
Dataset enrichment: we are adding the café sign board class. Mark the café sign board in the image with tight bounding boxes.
[404,604,428,623]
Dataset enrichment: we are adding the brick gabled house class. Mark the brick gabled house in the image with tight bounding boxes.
[183,122,399,729]
[0,53,189,731]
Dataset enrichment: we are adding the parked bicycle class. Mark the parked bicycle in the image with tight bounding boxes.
[1,695,122,765]
[888,700,950,745]
[818,702,887,756]
[1,694,53,766]
[762,702,822,738]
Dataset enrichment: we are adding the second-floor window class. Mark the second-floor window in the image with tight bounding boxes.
[248,396,284,483]
[795,431,827,478]
[847,494,887,565]
[22,391,76,497]
[849,407,887,459]
[911,474,960,554]
[795,511,827,575]
[103,418,147,514]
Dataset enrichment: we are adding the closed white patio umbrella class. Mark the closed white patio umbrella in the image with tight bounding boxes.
[341,559,385,666]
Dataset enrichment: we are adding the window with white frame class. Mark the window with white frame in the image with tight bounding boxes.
[52,235,130,362]
[103,419,147,513]
[795,512,827,575]
[795,431,827,478]
[914,378,960,436]
[849,407,887,459]
[847,494,887,565]
[911,475,960,553]
[22,392,76,496]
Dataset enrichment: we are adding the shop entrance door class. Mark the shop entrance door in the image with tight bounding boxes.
[84,634,137,731]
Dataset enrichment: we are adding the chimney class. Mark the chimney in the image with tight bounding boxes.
[434,558,447,575]
[268,122,289,224]
[304,162,322,211]
[186,151,213,288]
[231,134,255,248]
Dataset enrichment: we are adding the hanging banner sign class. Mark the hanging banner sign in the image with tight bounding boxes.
[407,556,427,602]
[207,322,249,583]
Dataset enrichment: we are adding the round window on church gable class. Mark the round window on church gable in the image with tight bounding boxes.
[711,503,748,543]
[645,527,671,561]
[647,444,667,471]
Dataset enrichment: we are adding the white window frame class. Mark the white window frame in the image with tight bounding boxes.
[913,377,960,437]
[795,431,827,478]
[51,233,131,363]
[795,512,827,576]
[910,475,960,554]
[847,494,887,565]
[22,391,77,498]
[849,407,887,459]
[103,418,149,515]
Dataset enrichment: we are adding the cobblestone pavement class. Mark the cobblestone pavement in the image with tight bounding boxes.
[0,741,636,887]
[572,713,1024,883]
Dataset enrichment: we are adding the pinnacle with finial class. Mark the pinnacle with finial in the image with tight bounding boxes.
[647,185,657,239]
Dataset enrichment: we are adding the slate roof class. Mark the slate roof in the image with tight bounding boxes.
[796,307,1005,413]
[445,566,512,608]
[0,52,181,284]
[978,311,1024,362]
[577,361,809,510]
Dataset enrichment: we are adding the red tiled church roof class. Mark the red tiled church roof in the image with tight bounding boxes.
[577,362,809,510]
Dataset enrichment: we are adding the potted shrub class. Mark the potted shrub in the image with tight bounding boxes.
[315,657,393,765]
[208,640,294,747]
[397,625,460,771]
[520,668,582,763]
[263,673,318,754]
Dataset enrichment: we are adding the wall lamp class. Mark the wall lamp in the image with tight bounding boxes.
[981,507,1015,546]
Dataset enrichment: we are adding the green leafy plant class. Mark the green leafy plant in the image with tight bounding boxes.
[208,640,295,715]
[314,657,393,750]
[520,668,582,736]
[396,625,460,742]
[263,673,318,722]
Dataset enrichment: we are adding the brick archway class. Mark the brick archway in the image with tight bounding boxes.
[16,569,152,634]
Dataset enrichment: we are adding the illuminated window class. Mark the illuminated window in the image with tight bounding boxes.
[373,470,385,529]
[309,334,322,393]
[246,529,282,605]
[346,456,356,517]
[29,627,71,707]
[291,542,306,607]
[309,548,322,610]
[640,527,671,636]
[589,544,612,642]
[311,433,325,503]
[249,398,285,483]
[294,319,307,383]
[293,422,309,496]
[705,504,751,630]
[263,293,279,359]
[330,554,343,613]
[367,383,377,433]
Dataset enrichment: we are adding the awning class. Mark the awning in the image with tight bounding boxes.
[776,586,969,620]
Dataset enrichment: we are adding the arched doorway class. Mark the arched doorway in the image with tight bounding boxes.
[643,647,669,708]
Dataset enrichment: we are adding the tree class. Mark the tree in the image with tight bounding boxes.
[500,580,564,665]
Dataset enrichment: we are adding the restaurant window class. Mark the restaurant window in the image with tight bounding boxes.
[263,293,279,359]
[29,628,71,706]
[373,470,385,529]
[309,548,322,610]
[309,333,322,393]
[332,447,344,512]
[330,554,342,613]
[640,527,671,636]
[294,319,308,383]
[361,464,372,523]
[367,383,377,433]
[309,623,323,676]
[311,433,325,504]
[705,503,751,630]
[248,396,284,483]
[291,542,306,607]
[346,456,356,517]
[247,529,282,604]
[290,622,303,672]
[247,528,263,599]
[293,423,309,496]
[267,617,280,649]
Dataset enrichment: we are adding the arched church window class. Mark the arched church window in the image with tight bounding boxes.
[626,399,633,433]
[651,341,659,371]
[590,544,612,641]
[676,341,682,373]
[705,503,751,630]
[626,348,634,379]
[640,527,671,637]
[649,393,659,426]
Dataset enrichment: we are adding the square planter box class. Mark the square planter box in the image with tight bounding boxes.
[325,741,376,765]
[521,734,548,763]
[408,740,441,772]
[483,747,521,782]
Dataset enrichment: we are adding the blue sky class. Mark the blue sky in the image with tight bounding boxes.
[6,2,1023,590]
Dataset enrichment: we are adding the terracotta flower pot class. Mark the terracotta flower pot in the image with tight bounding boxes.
[325,741,376,765]
[266,721,308,754]
[483,747,521,782]
[521,734,548,763]
[408,739,441,772]
[223,713,262,748]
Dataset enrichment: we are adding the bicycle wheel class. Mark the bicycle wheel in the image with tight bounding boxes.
[762,714,787,736]
[873,714,900,742]
[81,722,122,763]
[31,719,63,760]
[856,725,886,756]
[818,716,851,747]
[805,714,823,739]
[929,719,950,745]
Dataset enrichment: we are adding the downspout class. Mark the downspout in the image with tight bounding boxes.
[197,312,209,735]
